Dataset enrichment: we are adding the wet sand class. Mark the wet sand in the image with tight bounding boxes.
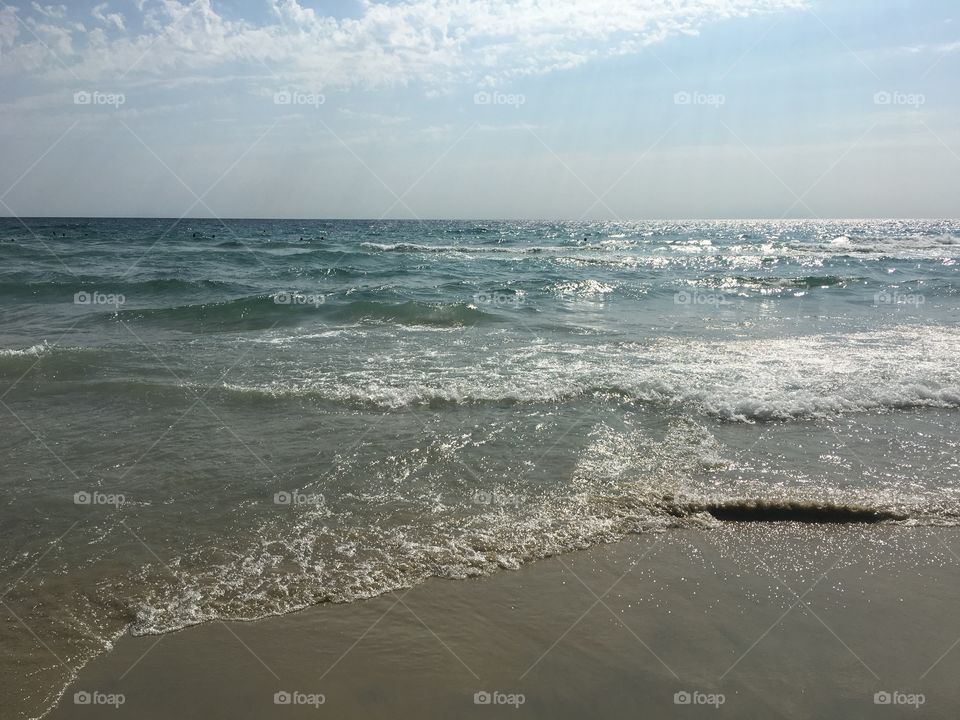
[47,525,960,718]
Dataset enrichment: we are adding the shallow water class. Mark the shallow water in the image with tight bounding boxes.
[1,218,958,717]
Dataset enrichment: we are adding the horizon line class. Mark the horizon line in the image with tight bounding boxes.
[3,216,958,223]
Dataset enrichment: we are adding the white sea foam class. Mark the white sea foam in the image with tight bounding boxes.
[211,326,960,421]
[0,342,51,357]
[128,414,960,640]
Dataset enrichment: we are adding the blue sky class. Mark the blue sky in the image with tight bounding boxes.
[0,0,957,218]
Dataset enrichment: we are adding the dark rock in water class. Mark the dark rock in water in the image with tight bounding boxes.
[700,499,907,524]
[654,495,908,524]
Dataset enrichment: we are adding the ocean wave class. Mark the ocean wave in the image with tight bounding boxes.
[549,279,616,296]
[931,233,960,245]
[359,241,635,255]
[8,327,959,423]
[362,241,531,253]
[0,342,108,374]
[696,274,857,291]
[125,489,956,639]
[126,418,959,639]
[12,397,959,717]
[207,377,960,419]
[0,342,53,357]
[188,327,960,421]
[109,296,497,331]
[0,277,248,301]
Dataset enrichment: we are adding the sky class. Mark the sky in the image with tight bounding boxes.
[0,0,957,219]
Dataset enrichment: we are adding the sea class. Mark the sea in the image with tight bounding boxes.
[1,217,959,717]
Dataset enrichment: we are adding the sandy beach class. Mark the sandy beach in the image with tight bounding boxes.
[45,524,960,719]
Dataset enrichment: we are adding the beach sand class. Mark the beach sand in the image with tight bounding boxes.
[48,524,960,718]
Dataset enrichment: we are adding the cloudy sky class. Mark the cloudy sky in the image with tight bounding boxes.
[0,0,957,219]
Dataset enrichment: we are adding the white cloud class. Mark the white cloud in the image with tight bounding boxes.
[0,7,20,51]
[898,40,960,55]
[92,3,126,32]
[339,108,409,125]
[30,3,67,20]
[0,0,807,93]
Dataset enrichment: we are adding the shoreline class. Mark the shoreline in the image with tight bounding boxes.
[44,524,960,719]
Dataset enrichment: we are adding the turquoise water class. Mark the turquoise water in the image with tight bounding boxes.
[2,218,959,717]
